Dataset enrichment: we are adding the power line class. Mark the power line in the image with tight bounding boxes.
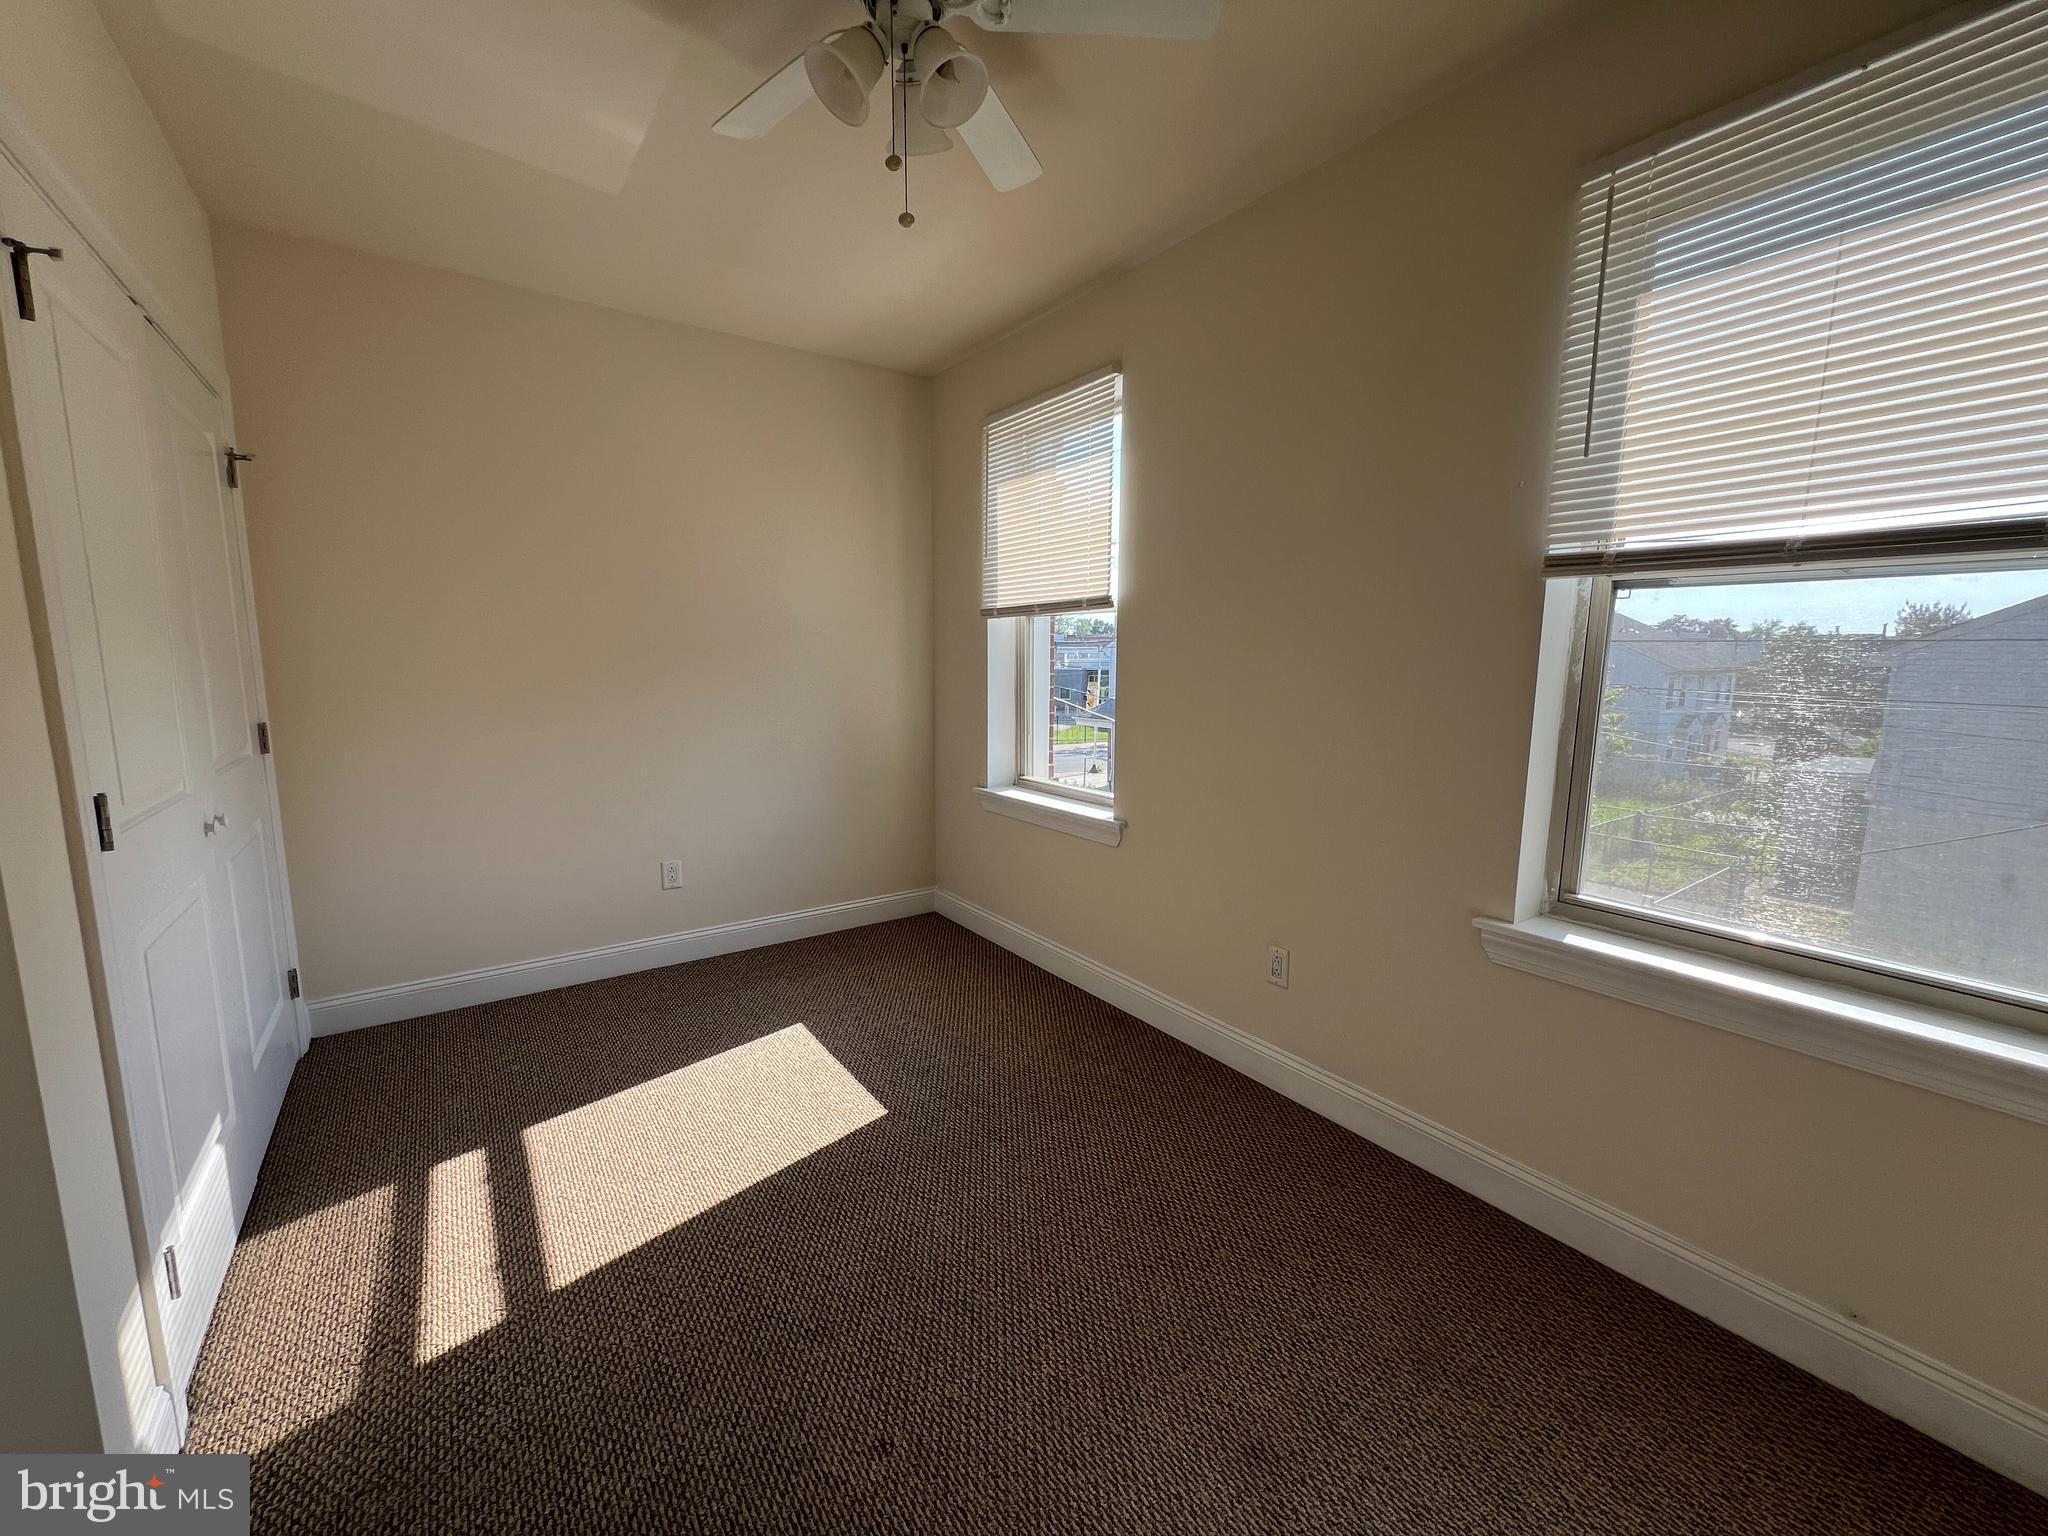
[1855,818,2048,861]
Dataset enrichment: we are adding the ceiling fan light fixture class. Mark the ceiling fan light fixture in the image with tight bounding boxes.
[804,26,886,127]
[912,25,990,130]
[905,115,955,156]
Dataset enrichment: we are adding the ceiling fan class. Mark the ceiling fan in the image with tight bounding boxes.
[713,0,1223,224]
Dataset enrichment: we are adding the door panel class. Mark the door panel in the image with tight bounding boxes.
[44,295,190,823]
[138,884,235,1183]
[157,1137,236,1390]
[225,819,289,1070]
[19,252,233,1397]
[165,389,255,773]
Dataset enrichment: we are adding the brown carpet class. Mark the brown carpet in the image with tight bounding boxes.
[185,914,2044,1533]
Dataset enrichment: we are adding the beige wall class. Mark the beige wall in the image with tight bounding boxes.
[0,885,95,1453]
[213,225,933,1000]
[0,0,223,1450]
[932,0,2048,1414]
[0,0,222,366]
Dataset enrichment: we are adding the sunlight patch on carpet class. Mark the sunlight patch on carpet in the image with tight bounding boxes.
[224,1182,397,1452]
[521,1024,885,1289]
[416,1147,504,1364]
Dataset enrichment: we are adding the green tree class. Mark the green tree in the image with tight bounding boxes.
[1651,614,1738,639]
[1735,623,1887,764]
[1052,615,1116,637]
[1893,600,1971,638]
[1602,684,1632,755]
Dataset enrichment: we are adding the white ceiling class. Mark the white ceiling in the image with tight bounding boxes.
[100,0,1589,373]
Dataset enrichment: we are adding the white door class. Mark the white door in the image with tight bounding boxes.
[1,165,301,1401]
[148,330,300,1204]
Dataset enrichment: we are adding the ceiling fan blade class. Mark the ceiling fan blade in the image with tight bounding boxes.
[956,86,1041,191]
[947,0,1221,39]
[712,53,814,138]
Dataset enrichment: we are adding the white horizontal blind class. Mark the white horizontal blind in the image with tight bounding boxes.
[982,369,1120,617]
[1547,1,2048,572]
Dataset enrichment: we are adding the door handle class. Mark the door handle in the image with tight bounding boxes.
[202,812,228,835]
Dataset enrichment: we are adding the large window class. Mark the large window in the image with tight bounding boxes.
[1536,3,2048,1021]
[1571,566,2048,1005]
[982,369,1123,814]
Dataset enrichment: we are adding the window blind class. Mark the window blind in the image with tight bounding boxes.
[1546,0,2048,574]
[982,369,1120,617]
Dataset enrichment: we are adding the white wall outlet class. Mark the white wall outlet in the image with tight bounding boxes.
[1267,945,1290,988]
[661,859,683,890]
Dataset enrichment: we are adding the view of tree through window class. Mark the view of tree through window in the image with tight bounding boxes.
[1042,610,1116,793]
[1578,567,2048,1002]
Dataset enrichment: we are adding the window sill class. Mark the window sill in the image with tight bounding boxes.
[977,785,1123,846]
[1474,915,2048,1125]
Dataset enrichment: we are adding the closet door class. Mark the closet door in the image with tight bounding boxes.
[145,330,299,1206]
[2,165,299,1400]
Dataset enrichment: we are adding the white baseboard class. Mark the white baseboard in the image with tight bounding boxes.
[308,889,936,1036]
[933,889,2048,1499]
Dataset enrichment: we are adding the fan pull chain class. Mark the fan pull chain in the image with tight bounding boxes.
[901,116,914,228]
[875,0,913,227]
[885,6,903,174]
[899,18,915,227]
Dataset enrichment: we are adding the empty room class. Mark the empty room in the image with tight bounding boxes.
[4,0,2048,1529]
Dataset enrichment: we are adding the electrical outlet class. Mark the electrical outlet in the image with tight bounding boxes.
[1267,945,1290,988]
[661,859,682,890]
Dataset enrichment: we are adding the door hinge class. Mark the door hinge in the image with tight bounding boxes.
[92,792,114,852]
[287,967,301,1000]
[163,1244,182,1301]
[2,236,62,321]
[257,720,271,754]
[224,448,256,488]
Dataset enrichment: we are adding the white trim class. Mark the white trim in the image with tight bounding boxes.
[1477,916,2048,1127]
[307,889,937,1035]
[984,616,1020,789]
[135,1385,182,1455]
[0,83,226,394]
[976,785,1123,845]
[933,889,2048,1499]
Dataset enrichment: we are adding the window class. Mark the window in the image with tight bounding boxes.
[1575,566,2048,1005]
[1027,609,1117,794]
[981,369,1124,827]
[1533,3,2048,1023]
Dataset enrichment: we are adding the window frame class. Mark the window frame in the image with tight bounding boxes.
[1539,556,2048,1037]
